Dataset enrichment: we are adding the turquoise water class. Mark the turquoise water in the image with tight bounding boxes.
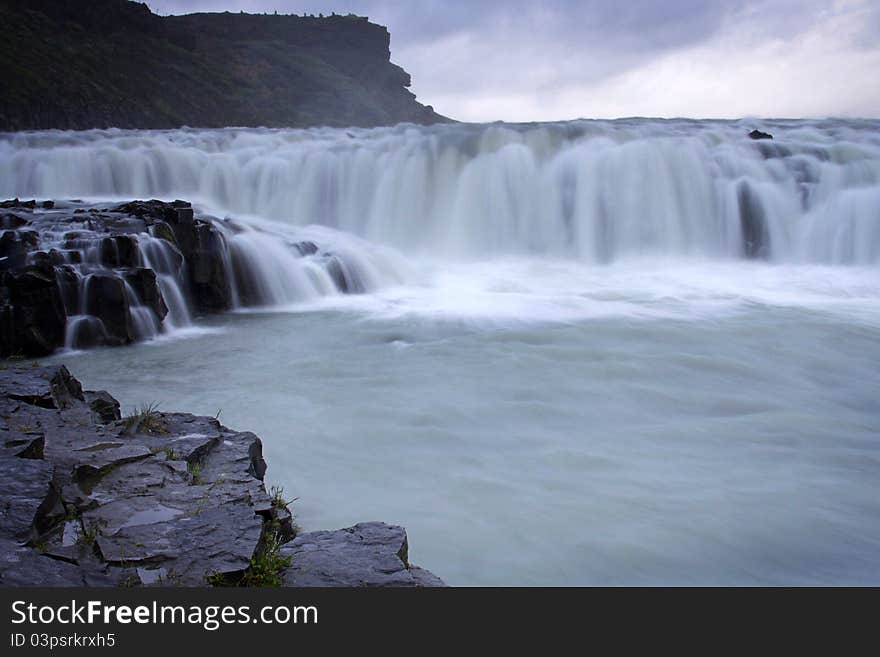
[55,259,880,585]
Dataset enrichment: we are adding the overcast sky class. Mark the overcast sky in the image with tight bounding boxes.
[148,0,880,122]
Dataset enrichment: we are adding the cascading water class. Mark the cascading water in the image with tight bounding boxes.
[2,119,879,266]
[13,120,880,585]
[21,216,192,349]
[137,234,192,329]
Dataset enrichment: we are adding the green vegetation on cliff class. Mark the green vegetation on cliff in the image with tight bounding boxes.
[0,0,447,130]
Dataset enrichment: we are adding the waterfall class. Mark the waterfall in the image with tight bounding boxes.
[137,234,192,328]
[2,119,879,266]
[2,119,880,353]
[4,189,406,353]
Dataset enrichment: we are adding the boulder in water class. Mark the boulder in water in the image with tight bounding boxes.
[0,230,39,271]
[100,235,140,268]
[185,223,233,313]
[83,272,134,345]
[293,240,319,256]
[151,220,178,247]
[0,199,36,210]
[124,268,168,322]
[1,214,28,230]
[66,316,107,350]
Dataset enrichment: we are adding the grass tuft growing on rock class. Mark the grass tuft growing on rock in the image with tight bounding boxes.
[188,461,204,485]
[269,485,301,537]
[76,518,107,547]
[123,402,167,434]
[269,485,295,511]
[241,530,291,587]
[207,528,292,587]
[155,446,179,461]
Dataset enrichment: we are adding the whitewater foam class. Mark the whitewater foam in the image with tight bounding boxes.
[3,119,879,267]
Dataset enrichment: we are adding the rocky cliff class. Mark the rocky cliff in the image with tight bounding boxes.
[0,364,444,586]
[0,0,447,130]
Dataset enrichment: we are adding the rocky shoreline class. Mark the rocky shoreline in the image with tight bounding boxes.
[0,364,444,587]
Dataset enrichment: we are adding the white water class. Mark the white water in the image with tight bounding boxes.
[137,235,192,329]
[3,118,880,264]
[3,118,878,584]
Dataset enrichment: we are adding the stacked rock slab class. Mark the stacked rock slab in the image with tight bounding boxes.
[0,198,369,357]
[0,365,444,587]
[282,522,447,587]
[0,199,223,355]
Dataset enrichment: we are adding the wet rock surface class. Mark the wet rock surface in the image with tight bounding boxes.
[0,198,370,357]
[748,129,773,140]
[0,365,444,587]
[0,199,204,355]
[282,522,444,587]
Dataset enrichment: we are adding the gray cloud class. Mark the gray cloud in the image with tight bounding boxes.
[147,0,880,120]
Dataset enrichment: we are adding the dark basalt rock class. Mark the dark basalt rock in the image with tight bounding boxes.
[0,539,86,586]
[0,365,445,587]
[66,316,107,350]
[112,199,187,223]
[185,224,233,313]
[96,505,264,584]
[0,200,205,354]
[175,207,194,224]
[83,272,133,345]
[0,261,67,356]
[293,240,319,256]
[0,230,39,271]
[0,455,55,542]
[112,201,232,313]
[748,129,773,140]
[281,522,444,587]
[1,432,45,459]
[124,268,168,321]
[0,199,37,210]
[100,235,140,268]
[48,365,85,409]
[86,391,121,424]
[2,364,82,410]
[1,214,28,230]
[151,220,178,246]
[0,198,353,357]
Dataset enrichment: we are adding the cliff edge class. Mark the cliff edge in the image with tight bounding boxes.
[0,0,448,130]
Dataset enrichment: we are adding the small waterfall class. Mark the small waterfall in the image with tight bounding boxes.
[49,228,191,349]
[154,276,190,329]
[30,201,390,351]
[227,228,351,307]
[122,279,161,341]
[138,234,192,327]
[64,315,107,350]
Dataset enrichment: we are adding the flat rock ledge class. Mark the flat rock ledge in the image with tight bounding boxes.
[0,364,444,587]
